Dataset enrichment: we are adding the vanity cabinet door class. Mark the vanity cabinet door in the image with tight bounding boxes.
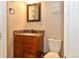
[14,30,44,58]
[24,53,36,58]
[23,36,38,57]
[24,36,36,44]
[14,42,23,58]
[24,44,36,53]
[14,35,25,42]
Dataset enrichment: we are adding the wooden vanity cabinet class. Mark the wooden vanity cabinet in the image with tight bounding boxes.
[13,31,44,58]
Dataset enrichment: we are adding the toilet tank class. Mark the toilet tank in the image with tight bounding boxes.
[48,39,62,53]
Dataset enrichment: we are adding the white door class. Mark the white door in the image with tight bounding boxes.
[0,2,7,58]
[64,1,79,58]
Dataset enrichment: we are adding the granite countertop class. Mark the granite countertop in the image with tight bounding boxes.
[13,30,44,36]
[14,32,43,36]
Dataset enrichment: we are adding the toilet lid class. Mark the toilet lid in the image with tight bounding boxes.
[44,52,59,58]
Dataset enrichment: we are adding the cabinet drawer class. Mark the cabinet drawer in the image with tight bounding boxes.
[24,44,36,53]
[24,36,37,44]
[24,53,36,58]
[14,35,25,42]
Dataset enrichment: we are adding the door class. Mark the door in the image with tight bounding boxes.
[64,1,79,58]
[0,2,7,58]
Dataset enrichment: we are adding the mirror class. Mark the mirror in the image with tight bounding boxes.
[27,3,41,22]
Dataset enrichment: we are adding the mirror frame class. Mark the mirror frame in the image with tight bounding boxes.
[27,3,41,22]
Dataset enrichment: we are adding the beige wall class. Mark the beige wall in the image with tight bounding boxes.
[7,1,26,57]
[7,1,63,57]
[26,1,63,39]
[26,1,63,53]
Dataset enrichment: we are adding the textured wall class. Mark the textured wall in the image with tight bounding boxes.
[7,1,26,57]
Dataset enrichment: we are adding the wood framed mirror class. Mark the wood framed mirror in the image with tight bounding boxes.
[27,3,41,22]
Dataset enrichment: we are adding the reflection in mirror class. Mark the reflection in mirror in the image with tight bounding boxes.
[27,3,41,22]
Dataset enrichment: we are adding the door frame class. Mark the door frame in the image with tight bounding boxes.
[0,1,7,58]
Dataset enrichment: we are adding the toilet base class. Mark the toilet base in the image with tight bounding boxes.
[44,52,60,58]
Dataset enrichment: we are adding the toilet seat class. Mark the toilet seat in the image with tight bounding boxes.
[44,52,60,58]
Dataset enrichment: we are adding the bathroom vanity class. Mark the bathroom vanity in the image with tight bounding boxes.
[13,30,44,58]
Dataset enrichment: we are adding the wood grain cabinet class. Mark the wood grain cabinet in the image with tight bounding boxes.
[13,30,44,58]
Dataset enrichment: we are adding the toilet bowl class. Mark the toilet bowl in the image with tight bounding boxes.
[44,39,62,58]
[44,52,59,58]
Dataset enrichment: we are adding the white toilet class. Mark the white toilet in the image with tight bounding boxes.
[44,39,62,58]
